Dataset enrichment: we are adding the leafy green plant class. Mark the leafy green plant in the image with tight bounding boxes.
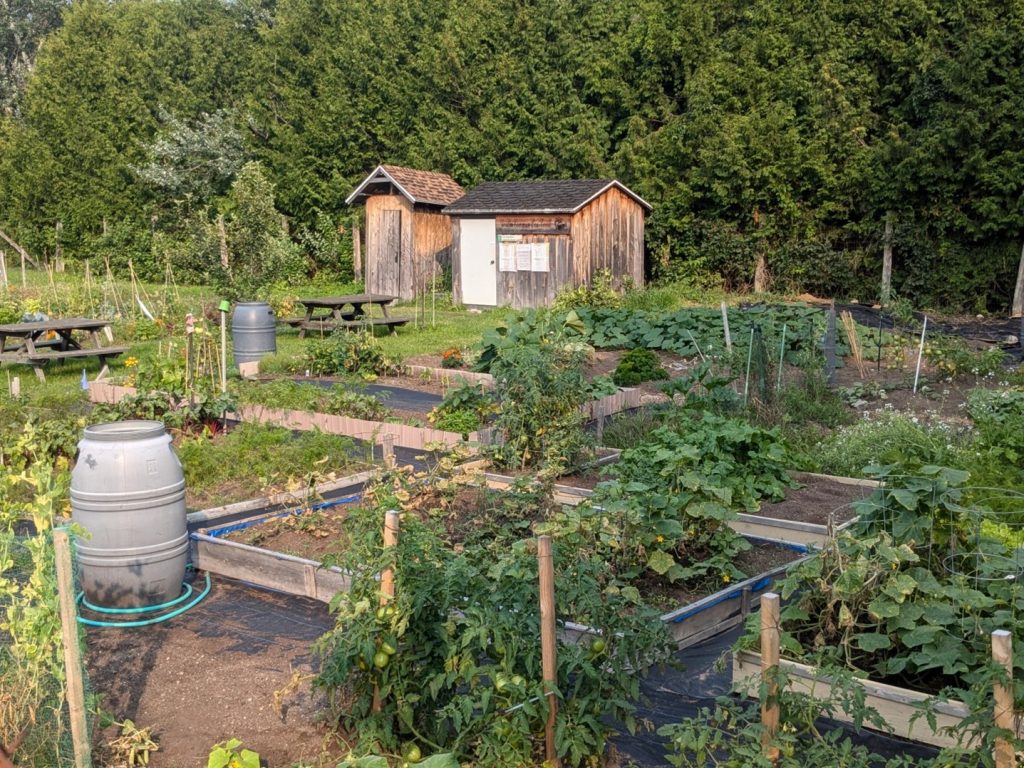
[611,347,668,386]
[924,333,1007,380]
[207,738,259,768]
[487,333,593,474]
[660,360,741,413]
[439,347,464,369]
[306,331,403,378]
[551,269,622,311]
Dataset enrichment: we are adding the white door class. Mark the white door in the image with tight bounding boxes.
[460,218,497,306]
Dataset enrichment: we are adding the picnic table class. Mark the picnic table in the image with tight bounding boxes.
[286,294,409,338]
[0,317,128,382]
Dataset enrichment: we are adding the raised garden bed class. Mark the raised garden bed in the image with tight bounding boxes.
[732,649,971,749]
[192,475,807,649]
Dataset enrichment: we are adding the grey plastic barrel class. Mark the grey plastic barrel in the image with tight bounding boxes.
[70,421,188,609]
[232,301,277,366]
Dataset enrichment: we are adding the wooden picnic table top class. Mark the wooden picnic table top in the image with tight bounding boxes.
[0,317,111,335]
[297,294,396,309]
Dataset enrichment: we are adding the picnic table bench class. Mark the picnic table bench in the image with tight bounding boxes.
[288,294,409,338]
[0,318,126,382]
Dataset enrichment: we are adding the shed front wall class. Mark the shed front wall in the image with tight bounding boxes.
[412,209,453,296]
[571,186,645,288]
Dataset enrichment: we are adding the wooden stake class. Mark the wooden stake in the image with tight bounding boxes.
[721,302,732,354]
[537,535,560,768]
[1012,240,1024,319]
[760,592,781,763]
[824,304,838,386]
[353,224,363,283]
[381,433,395,467]
[594,401,605,445]
[0,250,6,286]
[0,227,37,268]
[913,316,928,394]
[53,528,92,768]
[992,630,1015,768]
[372,511,400,713]
[20,248,26,288]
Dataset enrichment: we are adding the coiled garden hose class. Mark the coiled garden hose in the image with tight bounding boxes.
[76,571,211,628]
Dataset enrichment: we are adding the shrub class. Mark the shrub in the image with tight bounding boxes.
[611,347,668,387]
[551,269,622,311]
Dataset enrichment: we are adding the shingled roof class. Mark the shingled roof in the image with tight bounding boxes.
[346,165,464,207]
[442,179,651,215]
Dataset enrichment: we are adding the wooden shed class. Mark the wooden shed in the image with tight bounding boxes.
[346,165,464,300]
[444,179,650,308]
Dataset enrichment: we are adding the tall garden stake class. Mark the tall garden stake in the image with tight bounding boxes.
[373,510,400,713]
[760,592,780,764]
[721,302,732,353]
[218,300,230,393]
[913,316,928,394]
[54,528,92,768]
[743,327,755,405]
[776,324,787,391]
[537,535,561,768]
[992,630,1014,768]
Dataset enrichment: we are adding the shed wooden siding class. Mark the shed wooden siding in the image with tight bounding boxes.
[450,218,462,305]
[413,209,453,294]
[571,186,645,287]
[366,194,413,297]
[496,234,572,309]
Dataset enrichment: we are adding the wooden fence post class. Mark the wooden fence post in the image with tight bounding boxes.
[760,592,781,763]
[372,511,400,713]
[537,535,561,768]
[0,250,6,286]
[381,433,395,467]
[594,401,605,445]
[53,528,92,768]
[993,630,1015,768]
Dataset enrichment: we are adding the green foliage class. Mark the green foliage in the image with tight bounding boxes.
[488,333,593,475]
[924,333,1008,380]
[176,424,359,498]
[579,414,793,586]
[219,161,307,300]
[428,383,496,435]
[306,331,403,379]
[207,739,259,768]
[738,465,1024,704]
[314,469,674,768]
[551,269,623,312]
[611,348,667,387]
[236,380,389,421]
[660,361,742,414]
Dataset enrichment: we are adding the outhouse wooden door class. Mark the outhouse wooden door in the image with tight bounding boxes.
[378,209,402,296]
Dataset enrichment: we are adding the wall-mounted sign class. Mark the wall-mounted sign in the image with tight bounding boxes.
[496,215,570,236]
[499,243,517,271]
[497,241,550,272]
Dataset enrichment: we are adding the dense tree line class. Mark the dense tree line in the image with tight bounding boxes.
[0,0,1022,310]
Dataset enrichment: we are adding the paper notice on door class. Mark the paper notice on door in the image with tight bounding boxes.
[531,242,549,272]
[499,243,517,272]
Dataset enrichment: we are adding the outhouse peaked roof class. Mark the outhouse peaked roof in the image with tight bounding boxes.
[346,165,464,207]
[442,179,652,215]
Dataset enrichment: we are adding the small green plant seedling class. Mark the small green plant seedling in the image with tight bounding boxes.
[207,738,260,768]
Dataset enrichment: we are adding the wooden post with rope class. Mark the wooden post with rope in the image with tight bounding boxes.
[537,535,561,768]
[372,510,400,713]
[760,592,781,764]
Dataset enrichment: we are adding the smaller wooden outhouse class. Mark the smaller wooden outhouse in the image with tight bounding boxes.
[443,179,651,308]
[346,165,464,299]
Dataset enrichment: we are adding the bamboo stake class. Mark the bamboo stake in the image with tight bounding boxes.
[372,511,401,713]
[20,248,26,288]
[743,327,755,404]
[913,316,928,394]
[760,592,781,763]
[0,250,6,287]
[840,311,866,378]
[53,528,92,768]
[537,535,561,768]
[992,630,1015,768]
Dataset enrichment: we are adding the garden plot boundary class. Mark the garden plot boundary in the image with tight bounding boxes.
[88,380,646,451]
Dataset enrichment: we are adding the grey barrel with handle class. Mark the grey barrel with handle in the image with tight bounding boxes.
[232,301,277,366]
[70,421,188,608]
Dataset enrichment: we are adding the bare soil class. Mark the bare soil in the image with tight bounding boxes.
[86,577,340,768]
[755,473,874,525]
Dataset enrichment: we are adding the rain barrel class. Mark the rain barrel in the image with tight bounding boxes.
[70,421,188,608]
[232,301,277,366]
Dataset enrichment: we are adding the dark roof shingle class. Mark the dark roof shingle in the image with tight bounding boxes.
[346,165,464,207]
[443,179,651,215]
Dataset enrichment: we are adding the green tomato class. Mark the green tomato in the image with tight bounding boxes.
[511,675,525,687]
[403,744,422,763]
[373,651,390,669]
[381,641,397,656]
[590,638,606,654]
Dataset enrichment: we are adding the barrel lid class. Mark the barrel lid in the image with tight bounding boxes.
[83,420,168,442]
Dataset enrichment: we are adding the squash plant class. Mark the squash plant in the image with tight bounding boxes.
[314,474,674,767]
[740,464,1024,701]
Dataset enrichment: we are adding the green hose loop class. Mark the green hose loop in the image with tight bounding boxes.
[76,572,211,628]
